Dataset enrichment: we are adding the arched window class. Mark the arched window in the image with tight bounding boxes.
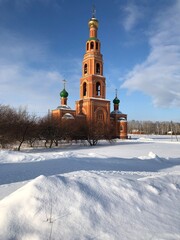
[90,41,94,49]
[96,82,101,96]
[97,110,103,120]
[120,125,124,132]
[83,82,87,96]
[96,63,100,74]
[62,113,75,120]
[96,110,105,131]
[87,43,89,51]
[96,42,98,50]
[84,64,87,74]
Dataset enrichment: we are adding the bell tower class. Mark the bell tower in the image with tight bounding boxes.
[76,9,110,126]
[80,13,105,99]
[52,8,128,139]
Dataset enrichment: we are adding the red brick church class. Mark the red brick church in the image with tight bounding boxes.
[52,12,127,139]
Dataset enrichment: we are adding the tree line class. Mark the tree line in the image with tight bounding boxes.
[1,105,179,150]
[0,105,113,150]
[128,120,180,135]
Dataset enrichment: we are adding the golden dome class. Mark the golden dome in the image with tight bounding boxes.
[88,17,99,29]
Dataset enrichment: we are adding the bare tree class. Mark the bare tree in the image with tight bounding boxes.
[0,105,17,148]
[83,121,113,146]
[12,107,37,151]
[0,105,37,150]
[38,116,64,148]
[128,120,180,135]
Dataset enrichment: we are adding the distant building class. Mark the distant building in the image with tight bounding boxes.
[52,12,127,139]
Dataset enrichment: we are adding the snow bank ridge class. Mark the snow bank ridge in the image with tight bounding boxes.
[0,171,180,240]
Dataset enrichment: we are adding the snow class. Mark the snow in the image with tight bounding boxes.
[0,135,180,240]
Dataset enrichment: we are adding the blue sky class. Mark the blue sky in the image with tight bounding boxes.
[0,0,179,121]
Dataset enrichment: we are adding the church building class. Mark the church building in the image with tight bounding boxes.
[52,12,128,139]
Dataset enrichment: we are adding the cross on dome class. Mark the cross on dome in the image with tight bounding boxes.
[62,79,67,89]
[113,89,120,105]
[92,4,96,18]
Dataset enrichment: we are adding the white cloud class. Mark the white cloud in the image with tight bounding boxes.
[0,62,64,113]
[122,2,143,31]
[122,0,180,108]
[0,29,64,115]
[0,27,81,115]
[0,29,49,65]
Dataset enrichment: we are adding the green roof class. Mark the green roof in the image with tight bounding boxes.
[88,37,99,41]
[60,88,68,98]
[113,97,120,104]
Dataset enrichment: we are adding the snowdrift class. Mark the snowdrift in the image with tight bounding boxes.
[0,171,180,240]
[0,137,180,239]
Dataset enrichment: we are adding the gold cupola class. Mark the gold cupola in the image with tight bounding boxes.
[88,17,99,29]
[88,5,99,30]
[88,7,99,39]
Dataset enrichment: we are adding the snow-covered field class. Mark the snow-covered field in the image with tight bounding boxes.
[0,135,180,240]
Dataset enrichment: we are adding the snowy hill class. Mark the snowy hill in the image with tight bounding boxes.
[0,135,180,240]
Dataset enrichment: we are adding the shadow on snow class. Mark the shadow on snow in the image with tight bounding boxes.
[0,154,179,185]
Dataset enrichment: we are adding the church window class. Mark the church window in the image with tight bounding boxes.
[96,82,101,96]
[96,63,100,74]
[98,112,103,120]
[96,42,98,50]
[90,41,94,49]
[83,82,87,96]
[84,64,87,74]
[97,110,104,121]
[87,43,89,51]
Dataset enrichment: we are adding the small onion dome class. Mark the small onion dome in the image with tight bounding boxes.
[113,96,120,104]
[88,17,99,29]
[60,88,68,98]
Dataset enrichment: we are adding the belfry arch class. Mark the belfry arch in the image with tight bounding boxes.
[96,63,100,74]
[96,82,101,96]
[83,82,87,96]
[84,63,87,74]
[90,41,94,49]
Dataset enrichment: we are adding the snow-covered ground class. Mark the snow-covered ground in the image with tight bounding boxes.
[0,135,180,240]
